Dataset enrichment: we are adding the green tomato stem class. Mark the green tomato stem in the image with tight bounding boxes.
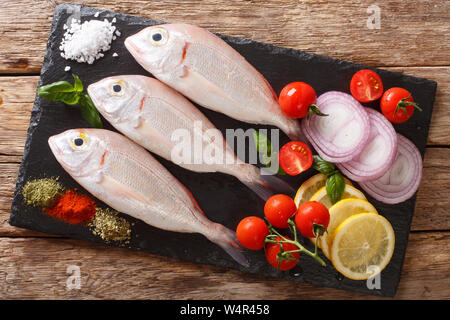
[265,221,326,267]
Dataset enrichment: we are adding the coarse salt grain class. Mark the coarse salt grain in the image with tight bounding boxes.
[59,18,119,64]
[112,52,118,57]
[64,66,71,72]
[94,12,99,18]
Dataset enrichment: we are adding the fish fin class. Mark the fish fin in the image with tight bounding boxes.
[240,179,274,201]
[258,169,295,195]
[239,167,294,200]
[178,65,189,78]
[286,123,309,143]
[207,224,249,267]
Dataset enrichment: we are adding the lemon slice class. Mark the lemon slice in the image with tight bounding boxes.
[294,174,353,207]
[319,199,378,259]
[330,213,395,280]
[309,185,366,209]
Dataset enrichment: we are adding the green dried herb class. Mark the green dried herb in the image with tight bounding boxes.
[22,177,64,208]
[89,208,132,244]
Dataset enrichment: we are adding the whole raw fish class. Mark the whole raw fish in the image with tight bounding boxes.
[48,128,248,266]
[124,23,304,141]
[88,75,292,200]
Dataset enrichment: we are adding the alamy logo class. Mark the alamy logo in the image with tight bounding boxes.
[170,123,280,175]
[366,265,381,290]
[66,265,81,290]
[367,5,381,30]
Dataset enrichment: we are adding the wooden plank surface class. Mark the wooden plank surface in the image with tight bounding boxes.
[0,0,449,300]
[0,0,449,73]
[0,232,448,299]
[0,73,449,236]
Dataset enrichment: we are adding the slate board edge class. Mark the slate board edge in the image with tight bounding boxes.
[8,3,438,298]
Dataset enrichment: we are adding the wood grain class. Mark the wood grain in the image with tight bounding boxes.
[0,0,449,73]
[385,67,450,146]
[0,75,448,235]
[0,232,448,299]
[0,0,449,300]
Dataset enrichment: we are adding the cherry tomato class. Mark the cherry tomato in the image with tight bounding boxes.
[279,82,317,118]
[265,236,300,271]
[278,141,313,176]
[295,201,330,238]
[236,216,269,250]
[380,87,421,123]
[350,69,384,103]
[264,194,297,228]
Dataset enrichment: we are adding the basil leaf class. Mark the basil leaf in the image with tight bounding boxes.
[264,152,287,175]
[313,155,336,175]
[72,74,83,92]
[78,94,103,128]
[39,90,80,105]
[326,173,345,205]
[38,81,77,103]
[38,81,74,94]
[261,153,271,166]
[253,130,271,155]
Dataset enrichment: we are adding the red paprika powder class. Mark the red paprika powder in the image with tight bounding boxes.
[46,190,97,224]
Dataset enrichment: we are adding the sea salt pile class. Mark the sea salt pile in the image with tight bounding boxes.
[59,18,120,64]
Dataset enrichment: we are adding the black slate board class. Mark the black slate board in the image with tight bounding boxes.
[10,3,437,297]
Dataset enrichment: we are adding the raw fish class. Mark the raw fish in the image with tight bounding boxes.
[48,128,248,266]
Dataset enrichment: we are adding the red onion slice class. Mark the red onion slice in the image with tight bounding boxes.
[336,108,398,182]
[358,134,423,204]
[301,91,370,163]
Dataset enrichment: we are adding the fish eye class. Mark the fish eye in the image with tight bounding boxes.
[149,27,168,46]
[71,133,88,150]
[113,84,121,93]
[110,80,125,96]
[152,33,162,42]
[74,138,84,146]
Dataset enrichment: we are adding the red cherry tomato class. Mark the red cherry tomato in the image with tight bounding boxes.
[295,201,330,238]
[236,216,269,250]
[265,236,300,271]
[380,87,421,123]
[278,141,313,176]
[279,82,317,118]
[350,69,384,103]
[264,194,297,228]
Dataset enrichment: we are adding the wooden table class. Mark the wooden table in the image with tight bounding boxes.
[0,0,449,300]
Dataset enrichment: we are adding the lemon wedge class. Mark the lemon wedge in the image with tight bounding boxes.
[330,213,395,280]
[319,199,378,259]
[294,174,352,207]
[309,185,366,209]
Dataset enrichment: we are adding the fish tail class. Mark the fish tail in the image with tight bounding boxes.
[234,165,293,201]
[239,172,294,201]
[258,168,295,195]
[207,224,249,267]
[240,179,274,201]
[282,118,310,146]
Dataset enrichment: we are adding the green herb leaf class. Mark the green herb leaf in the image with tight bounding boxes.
[268,152,287,175]
[72,74,83,92]
[313,155,336,175]
[37,80,80,104]
[253,131,286,175]
[78,94,103,128]
[326,172,345,205]
[38,75,103,128]
[253,130,271,155]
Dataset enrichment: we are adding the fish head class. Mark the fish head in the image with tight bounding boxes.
[48,129,106,177]
[125,24,187,74]
[88,75,147,123]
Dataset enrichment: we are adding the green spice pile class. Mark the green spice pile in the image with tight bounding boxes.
[89,208,132,244]
[22,177,64,208]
